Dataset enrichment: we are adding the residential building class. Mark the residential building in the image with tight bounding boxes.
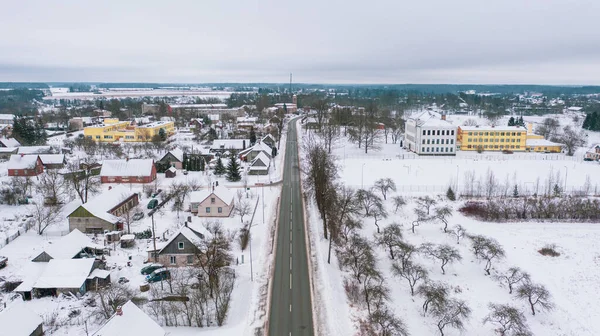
[165,166,177,178]
[0,114,15,125]
[0,147,18,159]
[16,146,52,154]
[261,134,276,147]
[169,104,244,117]
[585,145,600,161]
[190,186,235,217]
[92,301,166,336]
[247,152,271,175]
[100,159,156,183]
[457,125,527,152]
[0,302,44,336]
[67,185,139,233]
[210,139,250,154]
[38,154,67,169]
[32,229,104,262]
[7,154,44,176]
[31,258,96,297]
[404,112,457,155]
[157,148,184,169]
[238,142,272,162]
[149,222,211,267]
[83,119,175,142]
[0,137,20,147]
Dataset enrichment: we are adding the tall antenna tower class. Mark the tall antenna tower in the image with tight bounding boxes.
[289,73,292,93]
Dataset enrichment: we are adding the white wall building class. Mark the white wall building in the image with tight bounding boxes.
[404,112,457,155]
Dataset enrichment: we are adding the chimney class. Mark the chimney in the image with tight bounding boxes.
[441,114,446,121]
[212,185,215,192]
[116,306,123,316]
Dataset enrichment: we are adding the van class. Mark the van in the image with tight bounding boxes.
[147,199,158,209]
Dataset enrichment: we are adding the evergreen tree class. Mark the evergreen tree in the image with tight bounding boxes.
[182,153,188,170]
[272,146,278,157]
[249,127,257,145]
[446,187,456,201]
[226,153,242,182]
[553,184,562,197]
[508,117,515,126]
[159,128,166,141]
[199,157,205,171]
[517,116,525,126]
[214,157,226,176]
[513,185,519,198]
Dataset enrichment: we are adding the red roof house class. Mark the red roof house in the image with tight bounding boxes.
[7,154,44,176]
[100,159,156,184]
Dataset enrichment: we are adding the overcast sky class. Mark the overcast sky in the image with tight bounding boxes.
[2,0,600,84]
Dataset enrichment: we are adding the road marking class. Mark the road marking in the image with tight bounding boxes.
[290,242,292,252]
[290,304,292,312]
[290,230,292,241]
[290,272,292,289]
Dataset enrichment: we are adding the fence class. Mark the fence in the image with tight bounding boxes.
[350,184,599,197]
[341,152,584,162]
[0,219,35,249]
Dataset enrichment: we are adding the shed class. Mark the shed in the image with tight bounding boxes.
[0,302,43,336]
[86,268,111,290]
[120,234,135,248]
[32,258,95,297]
[165,166,177,178]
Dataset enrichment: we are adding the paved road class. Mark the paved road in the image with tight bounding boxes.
[268,119,314,336]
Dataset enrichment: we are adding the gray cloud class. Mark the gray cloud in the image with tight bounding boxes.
[1,0,600,84]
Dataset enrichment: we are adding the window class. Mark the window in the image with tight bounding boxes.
[421,147,424,152]
[445,148,449,152]
[423,130,426,135]
[511,145,515,149]
[494,145,498,149]
[211,197,215,204]
[500,145,504,149]
[450,147,453,152]
[484,145,488,149]
[170,256,176,265]
[436,147,439,152]
[500,139,504,142]
[427,130,431,135]
[484,138,488,142]
[422,139,425,144]
[468,138,472,142]
[484,132,489,136]
[427,139,430,144]
[451,130,455,135]
[178,242,184,250]
[468,132,472,136]
[218,207,223,213]
[467,145,472,149]
[517,145,521,149]
[436,130,440,135]
[206,207,211,213]
[427,147,430,152]
[512,132,516,136]
[451,139,454,144]
[441,130,445,136]
[95,136,100,139]
[436,139,440,144]
[501,132,505,136]
[138,136,143,139]
[187,255,194,264]
[511,139,515,142]
[544,147,547,150]
[446,139,450,144]
[517,139,520,142]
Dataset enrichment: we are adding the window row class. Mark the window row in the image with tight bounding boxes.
[466,131,524,137]
[169,255,195,265]
[421,147,454,153]
[206,207,223,213]
[468,138,520,143]
[422,138,454,145]
[422,129,455,136]
[467,145,520,150]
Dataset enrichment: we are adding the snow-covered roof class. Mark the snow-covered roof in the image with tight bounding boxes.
[40,229,103,260]
[459,125,527,132]
[68,185,138,224]
[7,154,39,170]
[0,147,18,153]
[16,146,51,154]
[33,258,95,289]
[169,148,184,162]
[167,166,177,173]
[190,186,234,206]
[159,223,211,253]
[0,302,43,335]
[526,139,564,147]
[262,134,276,143]
[14,262,48,292]
[0,138,20,147]
[250,152,271,167]
[211,139,250,151]
[100,159,154,177]
[170,103,227,109]
[38,154,65,165]
[0,113,15,120]
[240,142,272,158]
[411,112,455,128]
[92,301,166,336]
[87,268,111,280]
[236,117,258,123]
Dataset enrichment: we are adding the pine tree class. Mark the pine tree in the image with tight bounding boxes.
[182,153,188,170]
[446,187,456,201]
[226,153,242,182]
[214,157,226,176]
[249,127,257,146]
[517,116,525,126]
[199,157,205,171]
[508,117,515,126]
[159,128,166,141]
[553,184,562,197]
[272,146,278,157]
[513,185,519,198]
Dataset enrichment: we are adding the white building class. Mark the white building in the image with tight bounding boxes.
[404,112,457,155]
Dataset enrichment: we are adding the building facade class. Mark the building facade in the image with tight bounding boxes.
[84,119,175,142]
[457,126,528,152]
[100,159,157,184]
[190,187,235,217]
[7,155,44,176]
[404,113,457,155]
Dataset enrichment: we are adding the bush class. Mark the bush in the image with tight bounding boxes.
[135,229,152,239]
[238,226,250,251]
[538,245,560,257]
[446,187,456,201]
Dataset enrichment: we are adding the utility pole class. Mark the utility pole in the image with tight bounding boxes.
[152,214,157,263]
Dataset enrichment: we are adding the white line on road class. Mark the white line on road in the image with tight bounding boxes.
[290,242,292,252]
[290,304,292,312]
[290,273,292,289]
[290,230,292,241]
[290,256,292,270]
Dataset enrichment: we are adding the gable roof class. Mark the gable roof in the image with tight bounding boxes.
[38,154,66,165]
[262,134,276,143]
[190,186,234,206]
[169,148,184,162]
[0,138,20,147]
[33,258,95,289]
[7,154,40,170]
[68,185,138,224]
[239,142,272,159]
[0,302,43,335]
[411,111,455,128]
[37,229,103,260]
[16,146,51,154]
[159,223,211,253]
[250,152,271,168]
[211,139,249,151]
[92,301,165,336]
[100,159,154,177]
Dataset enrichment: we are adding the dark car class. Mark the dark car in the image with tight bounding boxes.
[0,256,7,269]
[147,199,158,209]
[132,212,145,221]
[584,158,594,162]
[141,263,164,275]
[146,268,170,283]
[151,189,163,198]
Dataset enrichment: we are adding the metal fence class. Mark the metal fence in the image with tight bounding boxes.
[350,184,599,197]
[0,219,35,249]
[341,152,585,162]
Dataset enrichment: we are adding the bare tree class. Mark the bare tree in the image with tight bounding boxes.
[483,303,532,336]
[555,125,586,156]
[391,260,428,296]
[214,268,236,326]
[35,170,66,205]
[417,281,449,316]
[374,177,397,200]
[471,236,505,275]
[371,202,388,234]
[432,299,471,336]
[340,217,363,244]
[411,208,430,234]
[332,185,362,236]
[468,234,488,259]
[485,168,499,199]
[31,201,63,235]
[535,117,560,140]
[420,243,462,275]
[463,119,478,126]
[450,225,467,244]
[494,267,530,294]
[356,189,383,217]
[392,195,406,213]
[416,195,437,215]
[11,176,33,198]
[321,121,340,154]
[374,223,404,260]
[65,161,101,203]
[516,282,554,316]
[234,196,252,223]
[95,284,134,320]
[338,233,375,283]
[369,304,410,336]
[433,206,453,233]
[195,222,234,298]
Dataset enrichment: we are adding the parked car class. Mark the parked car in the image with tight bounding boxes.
[183,170,189,175]
[0,256,7,269]
[146,268,171,283]
[151,189,163,198]
[147,199,159,209]
[584,158,594,161]
[118,276,129,284]
[132,212,145,221]
[502,150,514,154]
[140,263,164,275]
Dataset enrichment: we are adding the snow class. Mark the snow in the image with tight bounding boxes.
[190,186,234,206]
[100,159,154,177]
[459,125,527,132]
[167,166,177,173]
[37,229,103,260]
[33,258,94,289]
[525,138,564,147]
[211,139,251,151]
[87,268,111,280]
[412,111,455,127]
[0,301,43,336]
[0,138,20,147]
[91,301,166,336]
[38,154,65,165]
[6,154,39,170]
[169,148,184,162]
[69,185,138,224]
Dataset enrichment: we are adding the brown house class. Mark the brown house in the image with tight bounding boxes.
[38,154,67,169]
[67,185,139,233]
[7,154,44,176]
[158,148,184,169]
[148,223,210,267]
[165,166,177,178]
[189,186,235,217]
[100,159,156,184]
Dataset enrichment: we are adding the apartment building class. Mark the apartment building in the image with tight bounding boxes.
[83,119,175,142]
[404,112,457,155]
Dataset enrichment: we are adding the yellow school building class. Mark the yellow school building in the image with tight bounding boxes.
[84,119,175,142]
[457,124,563,153]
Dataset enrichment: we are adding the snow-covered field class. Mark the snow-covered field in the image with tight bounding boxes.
[302,114,600,336]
